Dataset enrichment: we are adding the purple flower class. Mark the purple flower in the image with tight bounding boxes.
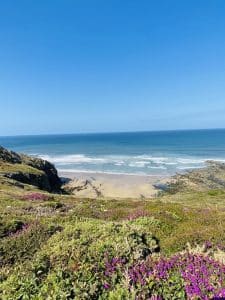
[204,240,213,250]
[127,210,149,221]
[23,193,49,201]
[103,245,225,298]
[8,223,30,237]
[104,256,125,276]
[103,282,110,289]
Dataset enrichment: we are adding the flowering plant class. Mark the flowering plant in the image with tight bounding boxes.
[104,251,225,299]
[22,193,50,201]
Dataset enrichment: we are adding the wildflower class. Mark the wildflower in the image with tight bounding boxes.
[23,192,49,201]
[103,282,110,289]
[127,210,149,221]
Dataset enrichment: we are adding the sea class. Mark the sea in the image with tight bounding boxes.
[0,129,225,176]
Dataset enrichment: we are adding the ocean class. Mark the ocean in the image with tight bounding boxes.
[1,129,225,176]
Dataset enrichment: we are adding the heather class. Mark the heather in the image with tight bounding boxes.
[104,252,225,299]
[1,147,225,298]
[1,218,225,299]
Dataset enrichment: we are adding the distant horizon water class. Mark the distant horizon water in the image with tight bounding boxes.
[1,127,225,138]
[1,129,225,176]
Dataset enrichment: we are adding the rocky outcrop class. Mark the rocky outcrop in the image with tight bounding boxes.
[3,172,52,191]
[0,146,62,192]
[159,161,225,194]
[0,146,21,164]
[19,154,62,192]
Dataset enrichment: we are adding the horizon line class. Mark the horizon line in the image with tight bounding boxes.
[0,127,225,138]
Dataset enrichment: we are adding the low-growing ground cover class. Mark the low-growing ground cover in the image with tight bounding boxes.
[1,213,225,299]
[1,154,225,298]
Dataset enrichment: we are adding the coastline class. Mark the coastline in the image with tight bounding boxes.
[59,170,168,199]
[59,160,225,199]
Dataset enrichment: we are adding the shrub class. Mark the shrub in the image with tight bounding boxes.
[104,252,225,299]
[0,220,25,238]
[43,201,64,210]
[0,219,159,299]
[22,192,51,201]
[0,221,54,266]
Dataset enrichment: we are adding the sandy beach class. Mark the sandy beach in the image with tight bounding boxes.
[59,171,167,199]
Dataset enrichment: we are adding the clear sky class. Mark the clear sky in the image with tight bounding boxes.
[0,0,225,136]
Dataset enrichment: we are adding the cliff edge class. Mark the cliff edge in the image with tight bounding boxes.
[0,146,61,192]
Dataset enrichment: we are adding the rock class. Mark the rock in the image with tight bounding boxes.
[4,172,51,191]
[0,146,21,164]
[162,160,225,193]
[20,154,62,192]
[0,146,62,192]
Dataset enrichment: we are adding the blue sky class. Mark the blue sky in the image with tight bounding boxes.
[0,0,225,136]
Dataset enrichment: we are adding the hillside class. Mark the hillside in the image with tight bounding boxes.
[0,146,61,192]
[1,146,225,299]
[163,161,225,192]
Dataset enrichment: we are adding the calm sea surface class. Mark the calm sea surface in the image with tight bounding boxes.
[1,129,225,176]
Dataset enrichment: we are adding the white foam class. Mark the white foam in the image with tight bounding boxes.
[128,161,149,168]
[177,158,206,164]
[148,166,167,169]
[36,153,225,175]
[177,166,207,170]
[134,155,169,163]
[39,154,108,164]
[58,168,159,177]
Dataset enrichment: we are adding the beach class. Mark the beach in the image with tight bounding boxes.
[2,130,225,178]
[2,130,225,199]
[59,171,166,199]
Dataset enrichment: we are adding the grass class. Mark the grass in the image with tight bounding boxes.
[1,160,225,298]
[0,161,43,175]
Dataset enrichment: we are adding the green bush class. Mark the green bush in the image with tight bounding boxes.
[0,222,53,266]
[0,218,159,299]
[0,219,24,239]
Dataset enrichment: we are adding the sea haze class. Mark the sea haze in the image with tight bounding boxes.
[0,129,225,176]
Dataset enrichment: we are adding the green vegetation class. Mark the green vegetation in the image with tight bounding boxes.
[0,161,43,175]
[1,147,225,299]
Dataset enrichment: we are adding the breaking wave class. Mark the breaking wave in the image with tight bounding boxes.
[37,153,225,176]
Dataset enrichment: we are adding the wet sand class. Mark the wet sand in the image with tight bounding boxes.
[59,171,168,199]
